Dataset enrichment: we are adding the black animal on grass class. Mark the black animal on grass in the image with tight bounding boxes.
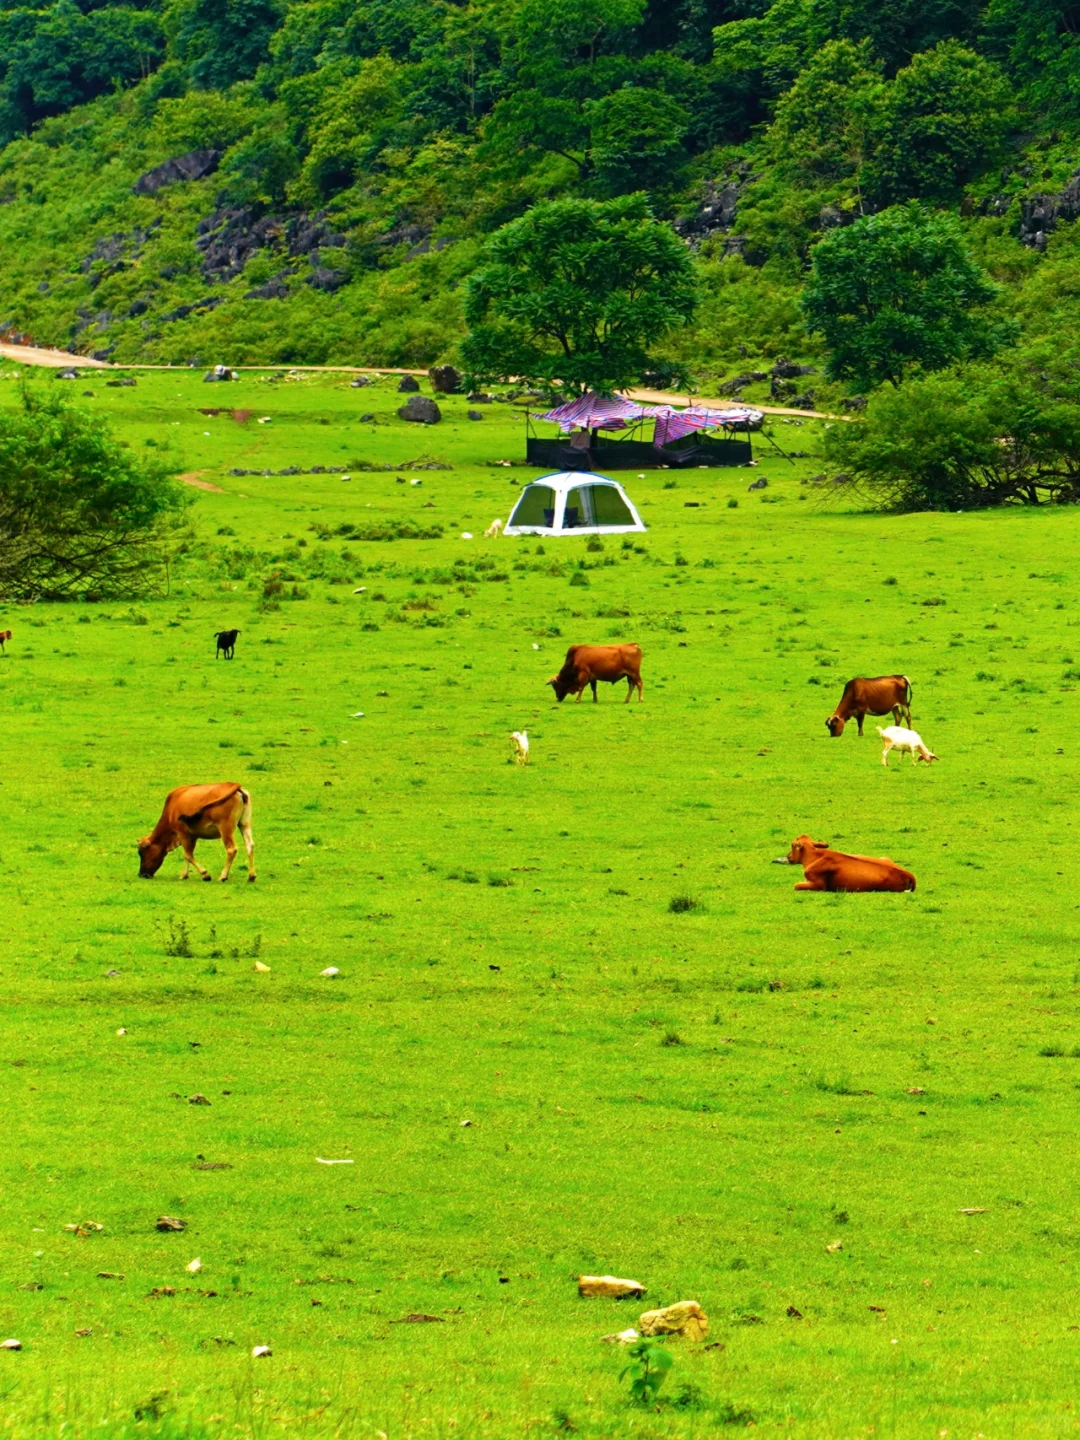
[214,629,239,659]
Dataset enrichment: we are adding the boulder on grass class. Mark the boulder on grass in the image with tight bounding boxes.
[397,374,420,393]
[578,1275,646,1299]
[638,1300,708,1341]
[428,364,462,394]
[398,396,441,425]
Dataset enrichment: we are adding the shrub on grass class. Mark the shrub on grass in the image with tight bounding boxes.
[668,894,700,913]
[0,387,187,601]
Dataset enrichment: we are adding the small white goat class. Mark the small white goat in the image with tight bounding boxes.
[877,725,938,766]
[510,730,529,766]
[484,518,504,538]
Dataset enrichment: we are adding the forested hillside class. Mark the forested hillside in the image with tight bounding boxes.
[1,0,1079,380]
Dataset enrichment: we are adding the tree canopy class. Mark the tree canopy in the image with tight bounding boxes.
[461,194,697,395]
[801,203,1014,389]
[0,388,187,601]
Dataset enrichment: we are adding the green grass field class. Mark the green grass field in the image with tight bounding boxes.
[3,367,1080,1438]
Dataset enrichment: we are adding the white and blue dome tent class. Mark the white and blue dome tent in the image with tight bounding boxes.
[504,471,647,537]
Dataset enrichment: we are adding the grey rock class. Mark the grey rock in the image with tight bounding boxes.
[359,412,375,421]
[306,266,347,292]
[133,150,220,197]
[771,357,816,380]
[819,204,857,230]
[244,280,289,301]
[467,409,484,420]
[676,174,748,249]
[397,374,420,392]
[397,396,441,425]
[428,364,461,393]
[127,299,149,318]
[56,368,80,380]
[467,392,493,403]
[719,370,767,395]
[789,392,816,410]
[350,375,372,387]
[840,395,867,412]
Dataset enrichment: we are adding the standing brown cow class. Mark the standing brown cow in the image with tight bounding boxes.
[548,643,643,703]
[774,835,916,892]
[0,629,10,653]
[137,783,255,882]
[827,675,911,736]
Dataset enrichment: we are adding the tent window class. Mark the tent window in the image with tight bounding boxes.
[590,485,634,526]
[562,486,595,528]
[510,485,555,528]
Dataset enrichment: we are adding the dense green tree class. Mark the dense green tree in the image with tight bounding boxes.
[826,366,1080,509]
[461,194,696,395]
[868,42,1011,203]
[164,0,282,89]
[0,1,162,140]
[0,388,187,601]
[766,39,882,187]
[802,203,1013,389]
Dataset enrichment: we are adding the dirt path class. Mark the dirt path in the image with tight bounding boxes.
[0,343,111,369]
[179,471,225,493]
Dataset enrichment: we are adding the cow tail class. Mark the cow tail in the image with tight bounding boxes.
[906,873,917,892]
[903,676,913,708]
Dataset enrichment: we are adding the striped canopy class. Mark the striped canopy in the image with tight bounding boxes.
[538,392,646,432]
[651,405,762,446]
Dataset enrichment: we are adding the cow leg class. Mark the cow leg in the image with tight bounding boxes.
[856,712,865,735]
[181,840,211,881]
[218,830,238,882]
[882,741,891,767]
[240,819,256,882]
[591,679,598,703]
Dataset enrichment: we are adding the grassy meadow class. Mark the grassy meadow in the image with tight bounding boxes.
[4,367,1080,1438]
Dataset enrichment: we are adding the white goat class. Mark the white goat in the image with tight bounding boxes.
[877,725,938,767]
[510,730,529,766]
[484,518,504,538]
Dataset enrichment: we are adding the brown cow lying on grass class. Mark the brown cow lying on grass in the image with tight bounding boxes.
[138,783,255,882]
[775,834,916,892]
[548,643,643,703]
[827,675,912,736]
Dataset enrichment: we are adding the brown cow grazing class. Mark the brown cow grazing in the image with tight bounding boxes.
[826,675,911,737]
[137,783,255,882]
[774,834,916,892]
[0,629,10,653]
[548,644,643,703]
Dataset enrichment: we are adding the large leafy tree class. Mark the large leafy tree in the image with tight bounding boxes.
[766,39,882,188]
[802,203,1014,390]
[461,194,696,395]
[0,388,187,602]
[867,41,1012,204]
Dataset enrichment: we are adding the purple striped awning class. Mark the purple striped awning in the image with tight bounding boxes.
[538,393,646,432]
[650,405,762,446]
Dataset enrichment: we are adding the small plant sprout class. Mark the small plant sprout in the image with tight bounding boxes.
[620,1337,674,1405]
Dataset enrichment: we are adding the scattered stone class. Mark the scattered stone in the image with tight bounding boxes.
[133,150,220,197]
[188,1093,211,1106]
[600,1328,640,1344]
[254,961,271,973]
[307,266,348,293]
[148,1286,176,1298]
[156,1216,186,1233]
[397,374,420,393]
[350,376,372,388]
[467,410,484,421]
[467,392,493,403]
[428,364,462,394]
[251,1345,272,1357]
[56,368,79,380]
[320,967,340,978]
[459,1118,473,1127]
[840,395,867,412]
[75,1328,92,1336]
[392,1313,444,1324]
[244,280,289,301]
[771,357,816,381]
[204,365,235,383]
[64,1221,103,1235]
[789,392,816,410]
[578,1275,646,1300]
[359,412,375,422]
[906,1086,926,1095]
[825,1240,843,1254]
[959,1207,987,1215]
[97,1272,124,1280]
[639,1300,708,1341]
[786,1305,803,1318]
[0,1339,22,1351]
[116,1027,127,1036]
[186,1258,202,1274]
[398,396,441,425]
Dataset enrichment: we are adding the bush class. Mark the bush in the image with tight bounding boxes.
[825,366,1080,510]
[0,388,186,601]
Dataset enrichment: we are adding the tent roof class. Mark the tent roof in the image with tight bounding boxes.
[504,471,646,536]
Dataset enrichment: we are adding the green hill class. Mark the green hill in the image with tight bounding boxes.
[1,0,1079,380]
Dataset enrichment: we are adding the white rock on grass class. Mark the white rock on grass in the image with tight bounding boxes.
[1,1339,22,1351]
[185,1258,202,1274]
[320,967,340,978]
[251,1345,272,1358]
[578,1275,645,1299]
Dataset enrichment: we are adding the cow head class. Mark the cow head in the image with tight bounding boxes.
[776,835,829,866]
[137,836,166,878]
[826,714,845,737]
[548,672,572,703]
